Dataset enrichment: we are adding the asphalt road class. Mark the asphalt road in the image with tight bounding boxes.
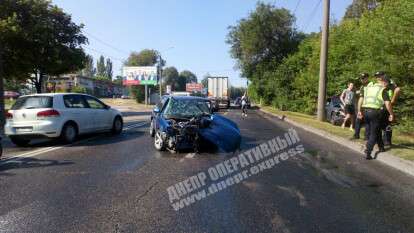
[1,108,414,233]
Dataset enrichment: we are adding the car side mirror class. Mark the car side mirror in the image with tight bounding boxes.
[153,107,160,114]
[104,105,111,110]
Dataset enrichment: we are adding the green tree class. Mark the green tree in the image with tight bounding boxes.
[241,0,414,130]
[201,75,209,88]
[72,86,87,94]
[80,54,95,78]
[125,49,160,66]
[226,2,304,79]
[179,70,197,83]
[105,58,113,80]
[343,0,382,19]
[0,0,87,125]
[96,55,106,78]
[162,67,180,91]
[25,1,87,93]
[113,75,123,85]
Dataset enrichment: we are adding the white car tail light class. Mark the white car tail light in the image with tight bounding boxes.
[6,112,13,119]
[37,109,60,118]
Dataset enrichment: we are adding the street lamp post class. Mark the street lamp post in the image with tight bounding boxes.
[158,47,174,98]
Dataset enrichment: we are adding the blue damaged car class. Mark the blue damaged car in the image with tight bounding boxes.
[149,96,241,153]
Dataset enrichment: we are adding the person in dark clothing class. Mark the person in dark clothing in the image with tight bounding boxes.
[353,73,370,140]
[378,72,401,146]
[357,74,394,160]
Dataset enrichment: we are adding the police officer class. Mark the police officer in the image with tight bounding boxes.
[353,73,370,140]
[376,71,401,146]
[357,74,394,160]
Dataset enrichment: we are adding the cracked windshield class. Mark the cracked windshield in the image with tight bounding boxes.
[0,0,413,233]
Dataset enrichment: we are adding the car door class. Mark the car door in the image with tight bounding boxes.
[154,97,169,130]
[62,94,92,133]
[83,95,112,131]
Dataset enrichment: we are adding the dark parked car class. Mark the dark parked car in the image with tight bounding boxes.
[149,96,241,153]
[326,96,345,125]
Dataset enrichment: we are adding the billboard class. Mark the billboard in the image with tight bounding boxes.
[123,66,158,86]
[186,83,203,92]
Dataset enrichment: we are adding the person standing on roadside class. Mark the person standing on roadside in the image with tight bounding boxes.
[241,94,248,117]
[340,82,356,130]
[357,74,394,160]
[376,71,401,146]
[353,73,371,140]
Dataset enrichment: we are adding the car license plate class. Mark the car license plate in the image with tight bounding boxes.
[15,127,33,133]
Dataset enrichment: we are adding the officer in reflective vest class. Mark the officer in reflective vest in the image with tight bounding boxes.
[357,74,394,160]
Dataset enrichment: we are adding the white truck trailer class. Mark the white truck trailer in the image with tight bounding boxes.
[207,76,230,110]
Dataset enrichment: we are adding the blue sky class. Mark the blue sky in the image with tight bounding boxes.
[53,0,352,87]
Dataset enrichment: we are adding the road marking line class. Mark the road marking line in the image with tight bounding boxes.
[185,153,196,158]
[3,121,149,160]
[123,122,149,130]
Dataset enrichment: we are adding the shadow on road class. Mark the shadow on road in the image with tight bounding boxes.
[77,130,144,146]
[0,157,74,174]
[2,122,148,150]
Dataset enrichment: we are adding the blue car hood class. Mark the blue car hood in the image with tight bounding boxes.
[199,114,241,152]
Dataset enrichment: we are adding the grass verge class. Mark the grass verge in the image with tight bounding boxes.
[262,106,414,161]
[100,98,154,109]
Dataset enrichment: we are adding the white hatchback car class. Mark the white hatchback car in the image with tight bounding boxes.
[5,93,123,146]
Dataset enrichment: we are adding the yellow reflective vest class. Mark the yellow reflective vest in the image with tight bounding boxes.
[362,82,384,109]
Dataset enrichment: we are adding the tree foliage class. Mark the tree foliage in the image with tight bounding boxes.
[343,0,383,19]
[226,2,304,79]
[125,49,160,66]
[227,0,414,131]
[96,55,106,78]
[80,54,95,78]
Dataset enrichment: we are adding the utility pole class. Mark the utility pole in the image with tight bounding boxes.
[317,0,330,121]
[158,54,162,98]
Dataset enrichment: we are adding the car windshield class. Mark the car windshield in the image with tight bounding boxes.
[163,98,211,119]
[11,96,53,110]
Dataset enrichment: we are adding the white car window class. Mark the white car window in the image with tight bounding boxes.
[84,96,106,109]
[12,96,53,110]
[63,95,88,108]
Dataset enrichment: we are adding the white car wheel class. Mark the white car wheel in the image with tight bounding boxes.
[112,117,123,135]
[154,131,165,151]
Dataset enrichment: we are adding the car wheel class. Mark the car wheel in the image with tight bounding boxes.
[60,123,78,143]
[149,120,155,137]
[10,136,30,147]
[111,116,123,135]
[154,131,165,151]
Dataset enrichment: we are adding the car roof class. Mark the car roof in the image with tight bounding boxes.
[20,93,91,98]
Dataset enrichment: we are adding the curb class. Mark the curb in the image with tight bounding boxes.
[257,108,414,177]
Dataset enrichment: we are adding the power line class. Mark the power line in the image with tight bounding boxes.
[83,30,129,55]
[303,0,322,32]
[293,0,301,14]
[293,0,302,28]
[83,46,124,63]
